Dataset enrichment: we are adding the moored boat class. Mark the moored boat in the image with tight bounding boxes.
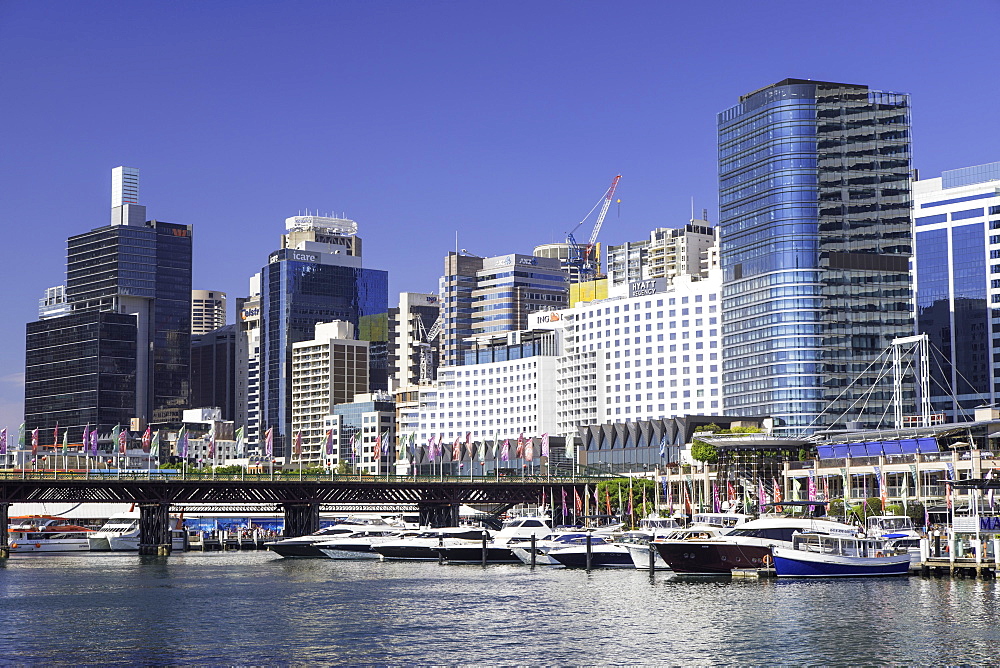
[315,529,410,560]
[771,532,911,577]
[8,516,95,553]
[267,517,397,558]
[372,527,490,561]
[88,511,186,551]
[655,507,858,575]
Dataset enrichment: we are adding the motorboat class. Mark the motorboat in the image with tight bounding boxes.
[266,517,396,558]
[8,516,95,553]
[865,515,923,568]
[511,531,608,566]
[315,529,411,560]
[655,508,859,575]
[628,512,752,571]
[88,511,186,551]
[437,516,552,564]
[372,527,492,561]
[548,536,632,568]
[771,532,911,577]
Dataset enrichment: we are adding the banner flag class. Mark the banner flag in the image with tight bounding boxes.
[541,433,549,457]
[142,426,152,454]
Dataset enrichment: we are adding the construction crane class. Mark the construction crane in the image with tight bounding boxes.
[416,314,443,384]
[565,174,621,282]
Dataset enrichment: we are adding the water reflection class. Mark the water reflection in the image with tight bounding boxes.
[0,552,997,664]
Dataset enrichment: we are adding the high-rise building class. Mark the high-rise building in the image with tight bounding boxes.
[913,161,1000,420]
[439,252,484,368]
[290,321,369,463]
[388,292,440,388]
[24,167,192,441]
[191,290,227,335]
[718,79,913,434]
[190,323,236,420]
[606,222,716,288]
[244,215,388,457]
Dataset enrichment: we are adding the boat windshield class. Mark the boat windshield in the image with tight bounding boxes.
[792,533,887,557]
[867,516,914,532]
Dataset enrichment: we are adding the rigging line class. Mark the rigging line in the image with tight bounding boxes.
[793,346,894,437]
[926,338,990,413]
[925,341,978,420]
[851,354,895,430]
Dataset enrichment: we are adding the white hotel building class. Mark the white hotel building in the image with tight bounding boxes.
[408,269,722,449]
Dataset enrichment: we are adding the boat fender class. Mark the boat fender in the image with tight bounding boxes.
[762,554,773,568]
[35,544,41,548]
[9,542,16,549]
[875,552,884,558]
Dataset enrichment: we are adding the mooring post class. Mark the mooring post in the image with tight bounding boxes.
[0,502,8,558]
[438,532,445,564]
[481,530,488,567]
[530,534,537,567]
[586,531,593,571]
[648,541,656,573]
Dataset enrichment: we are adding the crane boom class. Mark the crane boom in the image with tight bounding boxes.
[587,174,621,249]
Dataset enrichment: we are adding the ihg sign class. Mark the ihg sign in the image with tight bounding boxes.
[628,278,666,298]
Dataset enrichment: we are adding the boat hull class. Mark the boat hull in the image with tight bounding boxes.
[371,544,441,561]
[626,543,669,571]
[318,546,382,560]
[549,546,633,569]
[435,545,521,564]
[655,541,770,575]
[772,548,911,577]
[8,537,92,553]
[266,542,327,558]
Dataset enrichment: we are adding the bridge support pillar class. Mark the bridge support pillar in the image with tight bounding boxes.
[282,503,320,538]
[0,502,8,558]
[418,503,459,528]
[138,503,172,555]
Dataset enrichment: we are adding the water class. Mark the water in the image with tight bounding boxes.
[1,552,999,665]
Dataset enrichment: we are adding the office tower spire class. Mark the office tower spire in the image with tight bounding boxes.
[110,166,146,227]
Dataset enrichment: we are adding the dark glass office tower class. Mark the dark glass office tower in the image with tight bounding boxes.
[24,167,192,439]
[191,324,237,420]
[718,79,913,433]
[259,248,388,457]
[24,311,137,442]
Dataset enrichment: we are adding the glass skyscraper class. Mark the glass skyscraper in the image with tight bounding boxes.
[253,216,388,457]
[24,168,192,442]
[913,161,1000,420]
[718,79,913,433]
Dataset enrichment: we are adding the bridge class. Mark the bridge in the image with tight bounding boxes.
[0,471,607,555]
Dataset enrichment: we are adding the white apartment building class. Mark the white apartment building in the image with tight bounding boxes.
[191,290,227,335]
[290,321,369,464]
[236,279,262,447]
[606,222,716,288]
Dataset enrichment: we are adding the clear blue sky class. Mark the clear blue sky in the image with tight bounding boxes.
[1,1,998,431]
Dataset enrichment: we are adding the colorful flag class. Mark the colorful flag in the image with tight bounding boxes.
[293,430,302,457]
[119,428,128,454]
[465,432,471,460]
[206,429,215,458]
[727,480,736,502]
[524,437,534,462]
[759,480,767,512]
[772,478,783,511]
[235,427,245,456]
[452,436,461,462]
[561,487,568,517]
[61,429,68,455]
[31,427,38,455]
[90,427,98,456]
[142,426,152,453]
[712,483,721,512]
[18,423,25,448]
[324,429,334,457]
[574,489,583,515]
[53,423,59,449]
[82,424,90,453]
[516,433,525,458]
[658,434,666,458]
[501,439,510,462]
[605,487,612,515]
[265,427,274,458]
[807,470,817,501]
[541,433,549,457]
[427,435,437,462]
[373,432,382,461]
[0,427,6,456]
[151,430,160,455]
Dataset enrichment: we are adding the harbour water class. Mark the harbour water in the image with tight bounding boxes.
[1,552,999,665]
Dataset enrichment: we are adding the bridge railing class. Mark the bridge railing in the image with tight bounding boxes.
[0,469,612,484]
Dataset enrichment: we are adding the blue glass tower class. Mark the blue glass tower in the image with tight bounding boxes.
[913,162,1000,419]
[257,217,388,457]
[718,80,913,433]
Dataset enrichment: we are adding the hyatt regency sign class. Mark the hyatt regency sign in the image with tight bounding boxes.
[628,278,666,298]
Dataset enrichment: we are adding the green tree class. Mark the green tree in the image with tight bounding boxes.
[336,460,355,475]
[690,439,719,464]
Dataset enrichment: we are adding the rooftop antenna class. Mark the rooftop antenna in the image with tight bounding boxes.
[690,197,695,222]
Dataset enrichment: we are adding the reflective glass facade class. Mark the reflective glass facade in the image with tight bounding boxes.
[260,251,388,456]
[719,79,913,432]
[913,165,1000,419]
[24,311,138,442]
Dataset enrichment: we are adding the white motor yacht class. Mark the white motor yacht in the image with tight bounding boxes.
[266,516,396,558]
[371,527,491,561]
[315,529,411,560]
[88,511,186,551]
